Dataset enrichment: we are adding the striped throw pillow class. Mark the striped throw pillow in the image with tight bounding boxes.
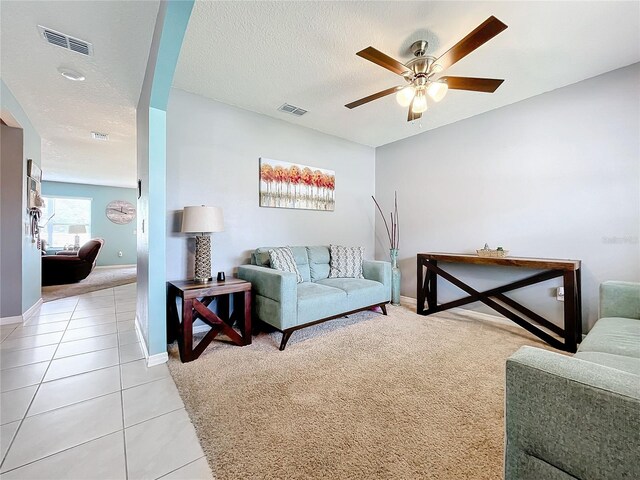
[268,247,303,283]
[329,245,364,279]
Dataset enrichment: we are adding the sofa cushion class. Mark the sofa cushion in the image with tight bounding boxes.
[254,246,311,282]
[307,246,330,282]
[268,247,303,283]
[574,351,640,376]
[290,246,311,282]
[578,317,640,358]
[296,282,347,325]
[600,281,640,320]
[316,278,386,310]
[328,245,364,279]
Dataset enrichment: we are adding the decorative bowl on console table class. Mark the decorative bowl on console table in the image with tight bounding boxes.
[476,244,509,258]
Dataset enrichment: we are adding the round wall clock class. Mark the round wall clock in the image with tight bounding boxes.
[106,200,136,225]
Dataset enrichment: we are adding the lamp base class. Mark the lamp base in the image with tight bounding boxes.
[193,276,212,284]
[194,235,212,283]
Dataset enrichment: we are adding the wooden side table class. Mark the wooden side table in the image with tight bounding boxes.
[167,278,252,362]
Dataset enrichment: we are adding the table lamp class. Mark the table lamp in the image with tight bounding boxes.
[181,205,224,283]
[68,224,86,249]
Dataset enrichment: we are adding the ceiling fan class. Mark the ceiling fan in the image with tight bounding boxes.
[345,16,508,122]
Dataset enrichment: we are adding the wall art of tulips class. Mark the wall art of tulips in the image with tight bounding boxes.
[259,158,335,211]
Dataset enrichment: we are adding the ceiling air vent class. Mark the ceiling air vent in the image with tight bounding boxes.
[91,131,109,141]
[38,25,93,56]
[68,38,90,56]
[278,103,307,117]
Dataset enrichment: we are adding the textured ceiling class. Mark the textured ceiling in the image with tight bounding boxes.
[174,1,640,147]
[0,1,160,187]
[2,2,638,187]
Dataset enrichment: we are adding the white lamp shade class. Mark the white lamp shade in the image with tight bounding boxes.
[68,224,87,234]
[411,92,428,113]
[427,81,448,102]
[181,206,224,233]
[395,86,415,107]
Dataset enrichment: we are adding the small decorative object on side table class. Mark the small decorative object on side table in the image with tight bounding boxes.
[167,278,252,363]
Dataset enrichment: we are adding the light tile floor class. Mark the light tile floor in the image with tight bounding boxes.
[0,283,213,479]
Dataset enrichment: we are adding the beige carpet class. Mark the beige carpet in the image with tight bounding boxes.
[42,265,136,302]
[168,305,551,480]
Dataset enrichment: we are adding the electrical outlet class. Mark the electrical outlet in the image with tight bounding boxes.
[556,287,564,302]
[118,251,123,258]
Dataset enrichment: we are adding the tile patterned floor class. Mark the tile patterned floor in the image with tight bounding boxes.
[0,284,213,479]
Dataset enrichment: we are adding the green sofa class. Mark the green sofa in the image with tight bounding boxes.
[505,281,640,480]
[238,246,391,350]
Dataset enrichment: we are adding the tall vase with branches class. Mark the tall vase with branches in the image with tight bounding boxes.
[373,192,401,306]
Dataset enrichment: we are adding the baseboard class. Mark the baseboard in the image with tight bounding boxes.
[134,313,148,356]
[0,315,22,326]
[23,298,43,321]
[399,295,511,326]
[147,351,169,366]
[400,295,417,307]
[192,324,210,334]
[449,307,512,326]
[1,298,44,325]
[135,313,168,367]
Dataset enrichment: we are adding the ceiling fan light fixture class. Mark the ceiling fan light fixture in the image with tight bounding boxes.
[412,91,428,113]
[396,86,415,107]
[344,16,508,123]
[427,81,448,102]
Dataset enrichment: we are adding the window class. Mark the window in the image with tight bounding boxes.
[41,196,91,248]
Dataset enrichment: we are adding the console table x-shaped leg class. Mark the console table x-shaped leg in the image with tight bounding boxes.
[417,254,582,353]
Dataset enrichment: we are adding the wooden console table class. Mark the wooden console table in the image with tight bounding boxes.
[416,253,582,352]
[167,278,252,362]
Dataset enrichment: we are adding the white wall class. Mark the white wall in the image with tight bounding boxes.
[375,63,640,331]
[166,88,376,280]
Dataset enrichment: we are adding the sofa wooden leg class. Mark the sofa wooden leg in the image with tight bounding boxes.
[380,304,388,316]
[279,331,293,351]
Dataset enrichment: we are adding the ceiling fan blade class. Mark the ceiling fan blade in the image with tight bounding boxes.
[440,76,504,93]
[345,86,403,109]
[357,47,411,76]
[407,100,422,122]
[435,16,507,70]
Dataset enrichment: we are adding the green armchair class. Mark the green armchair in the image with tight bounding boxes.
[505,281,640,480]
